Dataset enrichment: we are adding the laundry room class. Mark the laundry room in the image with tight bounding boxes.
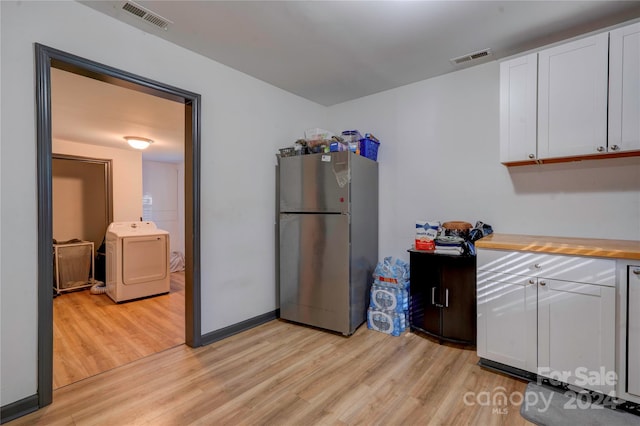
[49,67,187,389]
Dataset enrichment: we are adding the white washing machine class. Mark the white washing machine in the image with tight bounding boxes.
[105,221,170,303]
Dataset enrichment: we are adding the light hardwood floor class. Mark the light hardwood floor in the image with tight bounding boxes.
[14,318,532,425]
[53,272,185,389]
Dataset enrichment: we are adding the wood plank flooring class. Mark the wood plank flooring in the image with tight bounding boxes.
[14,319,532,425]
[53,272,185,389]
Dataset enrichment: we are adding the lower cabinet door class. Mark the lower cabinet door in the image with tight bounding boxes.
[409,252,441,335]
[441,260,476,343]
[538,279,616,395]
[626,265,640,397]
[477,272,537,372]
[423,286,442,336]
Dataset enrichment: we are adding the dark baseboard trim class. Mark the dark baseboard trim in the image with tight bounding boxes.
[200,310,279,347]
[1,394,39,424]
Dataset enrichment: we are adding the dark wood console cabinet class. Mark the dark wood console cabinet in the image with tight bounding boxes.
[408,249,476,345]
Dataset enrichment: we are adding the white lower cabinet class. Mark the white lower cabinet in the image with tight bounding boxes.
[628,266,640,397]
[477,271,537,372]
[477,249,617,395]
[537,279,616,395]
[618,263,640,404]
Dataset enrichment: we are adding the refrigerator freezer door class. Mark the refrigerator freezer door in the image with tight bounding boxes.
[279,151,349,214]
[279,212,350,334]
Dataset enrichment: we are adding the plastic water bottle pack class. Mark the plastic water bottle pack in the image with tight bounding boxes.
[370,283,408,313]
[367,256,410,336]
[367,308,407,337]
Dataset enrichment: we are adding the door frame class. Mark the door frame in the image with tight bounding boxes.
[35,43,202,408]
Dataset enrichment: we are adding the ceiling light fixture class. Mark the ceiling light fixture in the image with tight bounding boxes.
[124,136,154,150]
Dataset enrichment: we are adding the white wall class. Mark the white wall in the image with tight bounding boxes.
[328,61,640,260]
[4,0,639,412]
[0,0,326,406]
[53,139,143,222]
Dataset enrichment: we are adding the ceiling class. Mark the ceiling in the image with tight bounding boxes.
[81,0,640,106]
[52,68,185,162]
[55,1,640,162]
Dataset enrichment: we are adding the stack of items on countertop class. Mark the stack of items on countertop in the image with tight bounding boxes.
[277,128,380,161]
[415,220,493,255]
[367,257,410,336]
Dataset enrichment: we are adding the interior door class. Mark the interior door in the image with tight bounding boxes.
[143,161,183,254]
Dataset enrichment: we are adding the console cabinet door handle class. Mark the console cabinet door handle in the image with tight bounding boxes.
[445,289,449,308]
[432,287,436,305]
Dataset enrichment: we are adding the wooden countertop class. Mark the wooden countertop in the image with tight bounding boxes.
[475,233,640,261]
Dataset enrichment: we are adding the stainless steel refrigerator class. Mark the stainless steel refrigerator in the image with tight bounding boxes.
[276,151,378,335]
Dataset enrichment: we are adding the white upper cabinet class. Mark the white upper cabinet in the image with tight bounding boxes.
[609,22,640,153]
[500,53,538,164]
[537,32,609,159]
[499,20,640,166]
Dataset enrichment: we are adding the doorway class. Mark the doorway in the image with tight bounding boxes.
[36,44,202,407]
[52,155,113,251]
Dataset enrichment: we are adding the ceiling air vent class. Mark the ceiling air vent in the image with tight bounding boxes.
[450,48,492,65]
[122,1,172,30]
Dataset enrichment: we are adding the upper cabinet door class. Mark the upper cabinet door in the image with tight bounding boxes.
[500,53,538,164]
[538,33,609,159]
[609,22,640,153]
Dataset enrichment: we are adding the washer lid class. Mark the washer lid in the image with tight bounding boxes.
[107,221,169,237]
